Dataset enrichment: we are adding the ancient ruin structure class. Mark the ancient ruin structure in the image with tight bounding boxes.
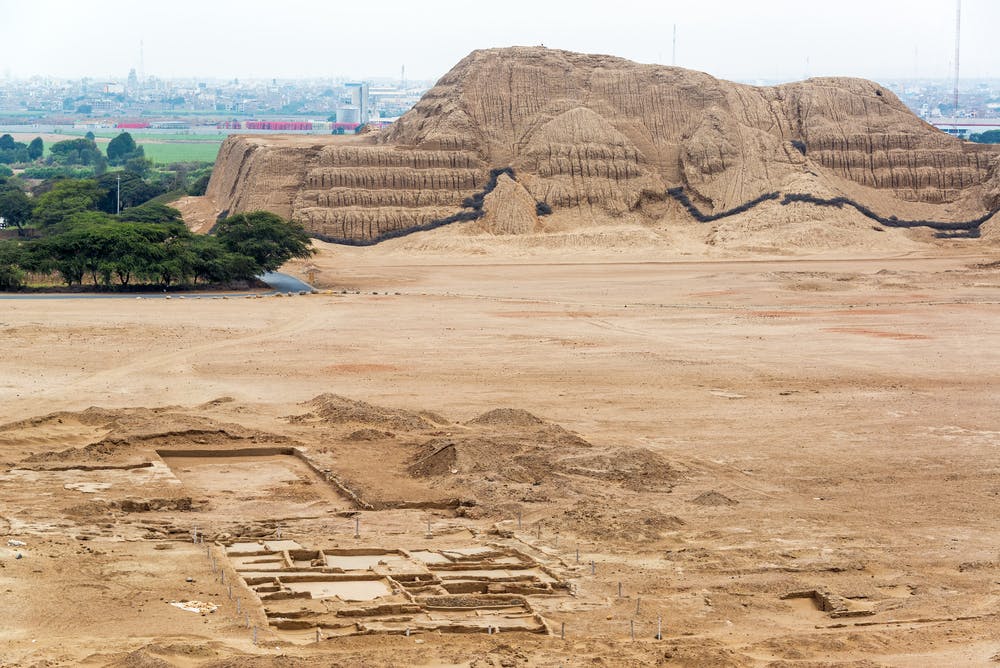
[206,47,1000,242]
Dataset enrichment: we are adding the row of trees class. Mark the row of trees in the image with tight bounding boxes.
[1,132,162,180]
[0,167,312,290]
[970,130,1000,144]
[0,205,313,290]
[0,134,43,164]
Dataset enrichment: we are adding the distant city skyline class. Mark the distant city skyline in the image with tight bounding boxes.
[2,0,996,84]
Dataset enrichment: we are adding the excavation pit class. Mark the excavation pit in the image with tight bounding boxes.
[156,448,351,519]
[221,538,568,640]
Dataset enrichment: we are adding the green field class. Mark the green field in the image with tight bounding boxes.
[141,141,221,164]
[34,129,223,164]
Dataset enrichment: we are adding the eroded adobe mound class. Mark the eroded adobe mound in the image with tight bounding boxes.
[206,47,1000,243]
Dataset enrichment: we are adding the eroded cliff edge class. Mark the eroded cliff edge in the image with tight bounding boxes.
[206,46,1000,244]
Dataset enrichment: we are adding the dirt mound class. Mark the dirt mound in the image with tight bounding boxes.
[305,393,433,431]
[560,448,680,491]
[563,502,685,543]
[466,408,547,427]
[205,46,999,247]
[345,428,396,441]
[107,649,174,668]
[690,490,739,506]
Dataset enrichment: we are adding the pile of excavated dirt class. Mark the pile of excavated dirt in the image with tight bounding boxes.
[690,490,739,506]
[300,393,434,431]
[465,408,547,427]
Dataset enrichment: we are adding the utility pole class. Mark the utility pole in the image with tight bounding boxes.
[672,24,677,66]
[953,0,961,125]
[116,175,121,215]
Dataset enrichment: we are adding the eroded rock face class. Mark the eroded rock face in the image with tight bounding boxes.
[479,173,539,235]
[206,46,1000,243]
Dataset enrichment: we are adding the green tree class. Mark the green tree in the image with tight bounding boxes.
[107,132,145,166]
[118,202,184,224]
[0,241,26,289]
[27,137,43,160]
[31,179,105,231]
[95,172,164,212]
[188,235,258,284]
[49,138,104,167]
[970,129,1000,144]
[0,186,33,234]
[187,170,212,196]
[124,156,152,177]
[214,211,313,272]
[84,131,95,141]
[0,135,29,164]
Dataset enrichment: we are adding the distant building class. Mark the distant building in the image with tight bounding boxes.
[931,118,1000,139]
[335,106,361,124]
[344,82,369,123]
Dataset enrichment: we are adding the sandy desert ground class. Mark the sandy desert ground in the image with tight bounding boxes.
[1,235,999,666]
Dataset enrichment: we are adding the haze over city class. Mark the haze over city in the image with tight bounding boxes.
[2,0,996,82]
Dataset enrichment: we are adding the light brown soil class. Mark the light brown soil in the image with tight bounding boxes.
[1,241,999,666]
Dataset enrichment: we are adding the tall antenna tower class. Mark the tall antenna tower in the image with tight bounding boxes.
[953,0,961,117]
[672,24,677,66]
[401,64,405,89]
[139,39,145,83]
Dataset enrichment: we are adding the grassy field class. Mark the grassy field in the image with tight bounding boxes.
[141,142,221,164]
[8,131,221,165]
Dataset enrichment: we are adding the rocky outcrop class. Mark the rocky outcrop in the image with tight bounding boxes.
[206,46,1000,243]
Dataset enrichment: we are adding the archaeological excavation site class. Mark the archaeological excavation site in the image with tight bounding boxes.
[3,44,1000,668]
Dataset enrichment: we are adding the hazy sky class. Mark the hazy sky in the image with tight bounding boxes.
[1,0,996,83]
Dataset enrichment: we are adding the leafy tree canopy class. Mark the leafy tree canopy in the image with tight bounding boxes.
[214,211,313,272]
[118,202,184,224]
[0,186,33,232]
[107,132,145,166]
[27,137,43,160]
[49,138,105,169]
[970,129,1000,144]
[31,179,105,230]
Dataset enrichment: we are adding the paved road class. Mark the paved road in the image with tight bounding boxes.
[0,272,315,299]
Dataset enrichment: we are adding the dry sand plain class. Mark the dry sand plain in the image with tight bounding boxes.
[1,241,999,667]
